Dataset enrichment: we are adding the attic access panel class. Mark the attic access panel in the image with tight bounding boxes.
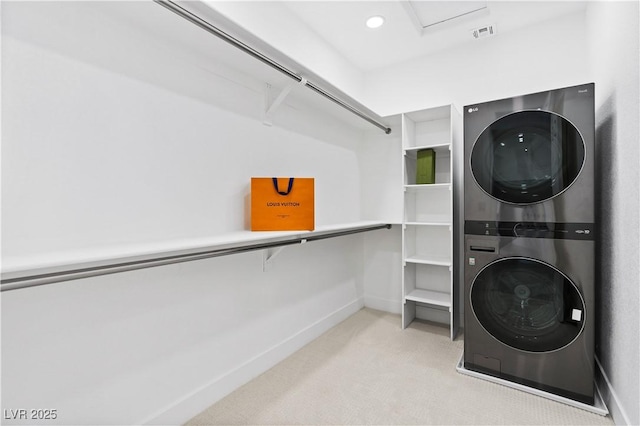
[404,1,487,31]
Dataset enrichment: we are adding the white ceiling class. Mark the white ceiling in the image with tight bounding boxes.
[283,1,587,72]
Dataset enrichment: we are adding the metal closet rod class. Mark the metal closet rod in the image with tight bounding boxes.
[0,224,392,292]
[153,0,392,134]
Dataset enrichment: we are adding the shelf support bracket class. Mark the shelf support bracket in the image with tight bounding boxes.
[262,246,286,272]
[263,78,307,126]
[262,238,308,271]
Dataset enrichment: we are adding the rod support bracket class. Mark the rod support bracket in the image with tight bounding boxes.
[263,77,307,126]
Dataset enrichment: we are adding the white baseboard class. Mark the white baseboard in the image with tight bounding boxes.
[364,295,401,314]
[139,298,364,425]
[595,356,632,425]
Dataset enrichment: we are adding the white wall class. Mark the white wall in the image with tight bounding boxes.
[1,2,371,424]
[359,119,403,224]
[586,2,640,425]
[358,117,404,315]
[362,227,403,314]
[362,11,590,115]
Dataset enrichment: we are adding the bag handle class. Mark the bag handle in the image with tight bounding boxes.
[272,177,294,195]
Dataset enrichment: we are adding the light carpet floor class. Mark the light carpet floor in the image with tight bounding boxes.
[186,308,613,425]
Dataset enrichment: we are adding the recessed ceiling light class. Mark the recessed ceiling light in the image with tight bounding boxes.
[366,15,385,29]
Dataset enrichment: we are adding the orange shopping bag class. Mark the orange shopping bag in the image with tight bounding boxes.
[251,177,315,231]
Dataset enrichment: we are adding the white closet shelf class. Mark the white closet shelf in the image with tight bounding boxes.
[405,289,451,309]
[404,183,451,191]
[1,221,391,291]
[405,255,452,267]
[404,143,451,153]
[404,222,452,227]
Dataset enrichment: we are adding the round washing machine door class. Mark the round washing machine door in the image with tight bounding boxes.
[470,258,585,352]
[471,110,585,204]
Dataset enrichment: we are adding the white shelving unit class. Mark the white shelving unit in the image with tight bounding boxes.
[401,105,460,340]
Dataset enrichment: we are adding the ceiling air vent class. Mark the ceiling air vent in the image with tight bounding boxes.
[471,24,496,39]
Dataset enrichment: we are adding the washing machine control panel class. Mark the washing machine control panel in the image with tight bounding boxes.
[465,221,594,240]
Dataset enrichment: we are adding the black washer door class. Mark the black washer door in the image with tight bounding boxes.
[471,111,585,204]
[471,258,585,352]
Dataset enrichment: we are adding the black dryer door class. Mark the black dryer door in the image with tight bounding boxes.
[470,258,585,352]
[471,110,585,204]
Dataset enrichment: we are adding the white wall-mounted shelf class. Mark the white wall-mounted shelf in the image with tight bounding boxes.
[405,222,452,227]
[401,105,460,339]
[404,183,452,191]
[405,255,452,267]
[404,143,451,154]
[1,221,391,292]
[405,289,451,309]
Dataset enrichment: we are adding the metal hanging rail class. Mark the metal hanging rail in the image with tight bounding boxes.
[153,0,392,134]
[1,223,392,292]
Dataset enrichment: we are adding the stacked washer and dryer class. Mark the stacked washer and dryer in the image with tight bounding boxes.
[460,83,601,409]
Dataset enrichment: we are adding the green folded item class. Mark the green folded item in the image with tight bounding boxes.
[416,149,436,184]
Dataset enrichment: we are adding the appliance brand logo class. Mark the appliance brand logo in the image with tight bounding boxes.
[578,89,589,94]
[468,107,479,113]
